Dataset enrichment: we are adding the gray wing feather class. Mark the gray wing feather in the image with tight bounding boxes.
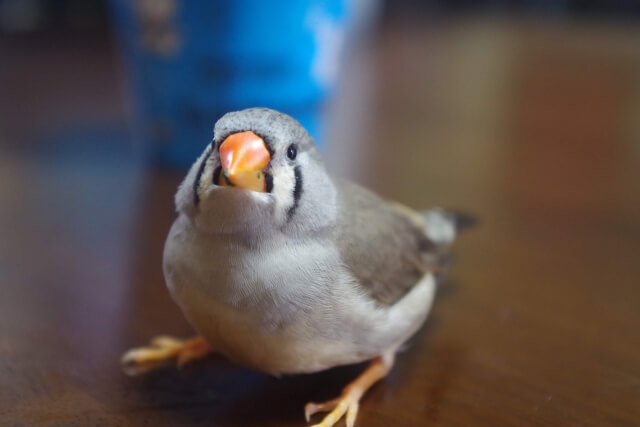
[333,179,447,306]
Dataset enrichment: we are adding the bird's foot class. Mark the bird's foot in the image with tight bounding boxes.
[305,356,392,427]
[121,336,214,368]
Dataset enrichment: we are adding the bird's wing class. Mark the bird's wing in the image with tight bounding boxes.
[333,179,448,306]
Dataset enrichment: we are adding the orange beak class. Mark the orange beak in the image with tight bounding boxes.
[217,131,270,192]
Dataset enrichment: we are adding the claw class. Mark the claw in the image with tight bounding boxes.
[305,398,340,422]
[309,396,357,427]
[121,336,214,369]
[345,401,359,427]
[304,356,393,427]
[150,335,184,349]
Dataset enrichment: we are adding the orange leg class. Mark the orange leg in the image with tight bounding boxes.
[305,354,394,427]
[121,336,214,367]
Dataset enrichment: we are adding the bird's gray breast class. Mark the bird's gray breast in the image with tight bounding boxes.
[215,234,339,330]
[163,217,354,372]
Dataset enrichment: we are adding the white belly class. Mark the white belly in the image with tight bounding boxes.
[163,217,435,375]
[172,289,373,375]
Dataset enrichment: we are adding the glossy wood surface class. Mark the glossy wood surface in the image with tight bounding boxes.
[1,19,639,426]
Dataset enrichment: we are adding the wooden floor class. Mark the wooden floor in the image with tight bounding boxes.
[1,18,639,426]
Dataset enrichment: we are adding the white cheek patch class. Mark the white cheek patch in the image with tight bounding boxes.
[175,147,213,215]
[272,163,296,224]
[198,154,219,203]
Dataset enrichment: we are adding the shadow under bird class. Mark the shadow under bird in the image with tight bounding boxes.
[123,107,472,427]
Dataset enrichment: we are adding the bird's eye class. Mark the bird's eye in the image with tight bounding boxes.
[287,144,297,160]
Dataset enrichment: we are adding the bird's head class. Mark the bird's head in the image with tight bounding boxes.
[175,108,337,236]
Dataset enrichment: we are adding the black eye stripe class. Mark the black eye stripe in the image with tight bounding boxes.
[265,172,273,193]
[286,165,303,221]
[212,165,222,185]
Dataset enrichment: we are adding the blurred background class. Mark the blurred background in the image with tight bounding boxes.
[1,1,639,425]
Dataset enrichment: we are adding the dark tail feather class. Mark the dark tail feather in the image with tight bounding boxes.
[450,211,479,233]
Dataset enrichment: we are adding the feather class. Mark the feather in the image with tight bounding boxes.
[333,179,449,306]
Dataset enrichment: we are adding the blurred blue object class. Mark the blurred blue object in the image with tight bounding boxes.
[109,0,351,169]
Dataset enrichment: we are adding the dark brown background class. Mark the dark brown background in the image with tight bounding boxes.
[1,10,640,427]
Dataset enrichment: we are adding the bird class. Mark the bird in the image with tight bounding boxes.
[122,107,471,427]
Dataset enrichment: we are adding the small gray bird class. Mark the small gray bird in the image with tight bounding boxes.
[123,108,468,427]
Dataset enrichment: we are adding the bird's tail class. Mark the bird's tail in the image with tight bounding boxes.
[421,208,478,246]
